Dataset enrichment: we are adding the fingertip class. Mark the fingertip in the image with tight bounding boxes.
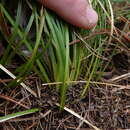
[83,8,98,29]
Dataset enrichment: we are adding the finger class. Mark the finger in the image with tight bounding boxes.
[39,0,98,29]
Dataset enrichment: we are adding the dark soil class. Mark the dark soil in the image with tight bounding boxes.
[0,73,130,129]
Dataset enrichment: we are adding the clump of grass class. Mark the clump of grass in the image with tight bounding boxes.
[0,0,113,111]
[80,0,114,97]
[0,0,83,109]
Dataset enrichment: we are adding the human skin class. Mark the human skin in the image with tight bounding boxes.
[39,0,98,29]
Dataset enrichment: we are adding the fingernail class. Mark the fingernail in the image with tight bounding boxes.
[85,8,98,28]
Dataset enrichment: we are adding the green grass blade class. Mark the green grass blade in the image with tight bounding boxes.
[0,108,40,123]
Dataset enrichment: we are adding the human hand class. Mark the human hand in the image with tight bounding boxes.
[39,0,98,29]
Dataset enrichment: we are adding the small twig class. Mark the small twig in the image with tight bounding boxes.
[0,94,29,109]
[25,122,37,130]
[73,32,108,60]
[55,103,100,130]
[42,80,129,89]
[0,79,12,83]
[69,29,129,52]
[69,30,110,46]
[109,72,130,82]
[0,64,37,97]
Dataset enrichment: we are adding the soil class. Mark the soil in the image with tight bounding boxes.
[0,73,130,129]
